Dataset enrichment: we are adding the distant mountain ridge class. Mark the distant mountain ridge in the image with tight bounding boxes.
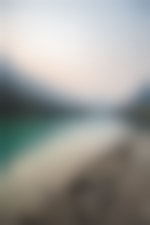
[0,57,86,116]
[134,83,150,105]
[121,82,150,129]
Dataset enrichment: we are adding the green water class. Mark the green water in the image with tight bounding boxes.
[0,115,117,168]
[0,116,64,166]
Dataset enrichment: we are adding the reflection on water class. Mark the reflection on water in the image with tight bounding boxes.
[0,116,65,167]
[0,115,127,168]
[1,115,150,225]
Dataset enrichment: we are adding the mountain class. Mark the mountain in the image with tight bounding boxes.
[0,57,85,116]
[121,82,150,129]
[133,83,150,105]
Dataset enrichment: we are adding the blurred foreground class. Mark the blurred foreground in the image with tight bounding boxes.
[0,116,150,225]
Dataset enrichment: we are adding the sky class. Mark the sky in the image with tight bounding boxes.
[1,0,150,105]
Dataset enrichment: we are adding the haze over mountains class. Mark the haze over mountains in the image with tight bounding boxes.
[0,57,149,117]
[0,57,89,116]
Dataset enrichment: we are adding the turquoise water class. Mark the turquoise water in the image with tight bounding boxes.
[0,115,121,168]
[0,116,66,167]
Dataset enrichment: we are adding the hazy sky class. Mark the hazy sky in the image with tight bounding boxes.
[1,0,150,105]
